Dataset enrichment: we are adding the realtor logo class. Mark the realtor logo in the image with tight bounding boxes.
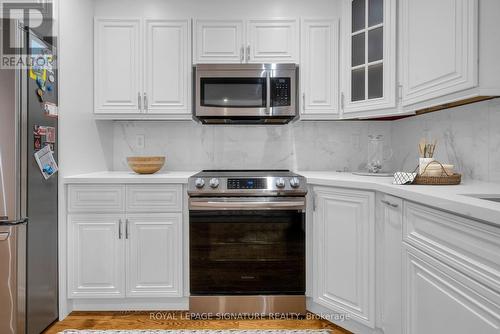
[1,1,56,69]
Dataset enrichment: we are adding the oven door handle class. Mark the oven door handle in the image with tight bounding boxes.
[189,198,306,211]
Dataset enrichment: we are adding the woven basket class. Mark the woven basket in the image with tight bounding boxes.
[413,161,462,185]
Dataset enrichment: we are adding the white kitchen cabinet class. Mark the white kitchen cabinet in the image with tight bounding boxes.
[399,0,500,112]
[94,18,191,119]
[340,0,397,117]
[402,201,500,334]
[403,201,500,293]
[377,194,403,334]
[67,184,184,301]
[313,186,375,328]
[194,20,245,63]
[400,0,478,107]
[194,18,298,64]
[246,19,298,64]
[144,20,191,114]
[68,214,125,298]
[403,245,500,334]
[68,185,125,213]
[300,19,340,120]
[126,214,183,297]
[94,18,141,114]
[126,184,182,213]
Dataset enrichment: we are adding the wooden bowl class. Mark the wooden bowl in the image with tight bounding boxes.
[127,156,165,174]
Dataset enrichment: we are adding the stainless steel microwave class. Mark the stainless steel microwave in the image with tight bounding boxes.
[194,64,298,124]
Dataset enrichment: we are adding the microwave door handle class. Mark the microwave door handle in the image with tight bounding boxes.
[266,71,271,114]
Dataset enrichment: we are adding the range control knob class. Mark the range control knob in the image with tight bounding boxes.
[209,178,220,189]
[195,178,205,188]
[276,177,286,188]
[290,177,300,188]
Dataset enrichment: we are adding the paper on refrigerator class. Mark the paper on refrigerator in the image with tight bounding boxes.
[34,145,58,180]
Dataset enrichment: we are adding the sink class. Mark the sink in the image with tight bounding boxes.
[461,194,500,203]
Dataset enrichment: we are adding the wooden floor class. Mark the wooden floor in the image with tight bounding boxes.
[43,311,352,333]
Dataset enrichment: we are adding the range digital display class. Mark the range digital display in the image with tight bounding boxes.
[227,178,267,189]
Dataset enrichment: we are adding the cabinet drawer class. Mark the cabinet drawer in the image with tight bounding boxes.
[126,185,182,212]
[403,202,500,291]
[68,185,125,213]
[403,244,500,334]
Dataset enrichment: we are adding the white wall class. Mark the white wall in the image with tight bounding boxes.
[392,99,500,182]
[58,0,112,319]
[59,0,112,176]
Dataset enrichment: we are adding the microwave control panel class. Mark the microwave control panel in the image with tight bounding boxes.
[271,78,291,107]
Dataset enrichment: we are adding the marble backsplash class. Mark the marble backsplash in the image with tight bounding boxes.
[391,98,500,182]
[113,121,393,172]
[111,98,500,182]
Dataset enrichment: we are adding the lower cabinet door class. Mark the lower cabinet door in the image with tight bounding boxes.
[68,214,125,298]
[126,213,183,297]
[403,245,500,334]
[313,186,375,327]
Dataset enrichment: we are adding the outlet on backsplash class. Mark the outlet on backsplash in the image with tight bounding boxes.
[135,134,145,150]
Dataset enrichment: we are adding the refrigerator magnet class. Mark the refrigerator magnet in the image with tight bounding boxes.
[36,77,46,90]
[45,127,56,143]
[33,125,47,136]
[42,102,58,118]
[48,73,55,83]
[34,135,42,150]
[36,88,44,102]
[34,145,58,180]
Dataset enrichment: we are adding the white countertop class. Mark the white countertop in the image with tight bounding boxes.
[63,171,196,184]
[300,171,500,226]
[63,170,500,226]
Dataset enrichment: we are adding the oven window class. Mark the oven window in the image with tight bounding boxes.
[200,78,266,108]
[190,210,305,295]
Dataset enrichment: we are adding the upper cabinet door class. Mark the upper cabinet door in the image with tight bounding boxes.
[300,19,340,119]
[400,0,478,106]
[145,20,191,114]
[194,20,245,63]
[247,19,299,64]
[95,18,141,114]
[341,0,396,115]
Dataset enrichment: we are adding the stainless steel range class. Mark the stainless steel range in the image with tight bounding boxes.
[188,170,307,315]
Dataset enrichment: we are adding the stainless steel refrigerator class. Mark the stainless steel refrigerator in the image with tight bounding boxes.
[0,26,58,334]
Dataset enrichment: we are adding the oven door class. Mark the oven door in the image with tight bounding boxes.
[196,68,268,117]
[189,198,305,296]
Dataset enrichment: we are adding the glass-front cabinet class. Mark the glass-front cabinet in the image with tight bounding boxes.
[341,0,397,117]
